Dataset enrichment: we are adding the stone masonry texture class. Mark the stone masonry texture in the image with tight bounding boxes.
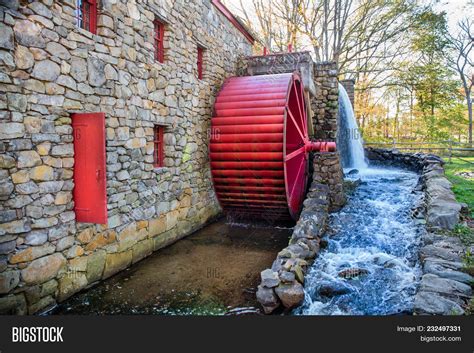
[312,151,346,212]
[312,62,338,141]
[0,0,252,314]
[339,79,355,108]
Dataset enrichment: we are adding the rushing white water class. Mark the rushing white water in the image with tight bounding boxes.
[337,84,368,170]
[295,167,424,315]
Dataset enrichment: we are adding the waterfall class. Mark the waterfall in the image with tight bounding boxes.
[337,83,368,169]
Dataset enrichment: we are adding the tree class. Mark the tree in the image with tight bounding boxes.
[447,19,474,145]
[405,10,459,140]
[231,0,470,143]
[237,0,306,52]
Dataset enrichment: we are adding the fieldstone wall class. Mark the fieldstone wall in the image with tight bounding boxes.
[365,148,462,230]
[339,79,355,107]
[312,62,338,141]
[312,152,346,212]
[256,179,329,314]
[365,148,473,315]
[255,152,346,314]
[0,0,252,314]
[242,51,316,96]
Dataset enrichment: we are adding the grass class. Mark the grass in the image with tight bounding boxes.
[444,157,474,218]
[451,224,474,246]
[443,157,474,314]
[463,247,474,274]
[466,299,474,315]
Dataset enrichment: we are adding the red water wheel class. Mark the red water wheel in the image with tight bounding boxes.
[210,72,334,221]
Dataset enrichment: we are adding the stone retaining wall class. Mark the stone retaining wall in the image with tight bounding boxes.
[339,79,355,107]
[365,148,462,230]
[241,51,316,96]
[312,151,346,211]
[257,147,473,315]
[0,0,252,314]
[256,158,330,314]
[366,148,473,315]
[312,62,338,141]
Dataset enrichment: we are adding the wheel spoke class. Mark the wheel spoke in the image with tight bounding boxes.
[293,83,306,136]
[288,155,305,205]
[287,108,305,142]
[284,146,305,162]
[299,84,308,135]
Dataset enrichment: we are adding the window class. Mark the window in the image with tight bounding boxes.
[76,0,97,34]
[154,19,165,63]
[197,47,204,80]
[153,126,165,168]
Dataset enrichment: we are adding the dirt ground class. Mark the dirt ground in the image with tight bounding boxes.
[55,219,292,315]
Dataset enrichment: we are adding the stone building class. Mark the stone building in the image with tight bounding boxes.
[0,0,254,314]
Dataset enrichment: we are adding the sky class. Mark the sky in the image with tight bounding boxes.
[224,0,474,35]
[222,0,473,120]
[433,0,474,30]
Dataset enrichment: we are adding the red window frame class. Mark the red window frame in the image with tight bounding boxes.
[77,0,97,34]
[153,126,165,168]
[197,47,204,80]
[154,19,165,63]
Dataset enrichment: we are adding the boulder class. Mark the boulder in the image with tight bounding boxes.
[0,270,20,294]
[0,0,19,10]
[46,42,70,60]
[419,274,472,299]
[427,202,461,230]
[58,272,88,302]
[318,280,352,297]
[21,253,66,284]
[278,243,313,259]
[0,23,14,50]
[103,251,132,279]
[274,282,305,309]
[424,259,473,284]
[414,291,464,315]
[260,269,280,288]
[0,294,27,315]
[346,169,359,176]
[279,270,296,283]
[14,45,34,69]
[10,243,55,264]
[32,60,60,82]
[17,150,41,168]
[86,250,106,283]
[420,244,463,263]
[421,233,446,245]
[14,20,45,48]
[70,57,87,82]
[87,57,106,87]
[256,285,280,314]
[338,268,369,279]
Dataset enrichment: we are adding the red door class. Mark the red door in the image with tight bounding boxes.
[72,113,107,224]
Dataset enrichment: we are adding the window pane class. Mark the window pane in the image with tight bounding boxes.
[76,0,83,28]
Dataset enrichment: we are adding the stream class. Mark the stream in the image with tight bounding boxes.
[296,167,424,315]
[55,167,424,315]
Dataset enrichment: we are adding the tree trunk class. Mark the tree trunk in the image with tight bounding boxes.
[468,96,473,146]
